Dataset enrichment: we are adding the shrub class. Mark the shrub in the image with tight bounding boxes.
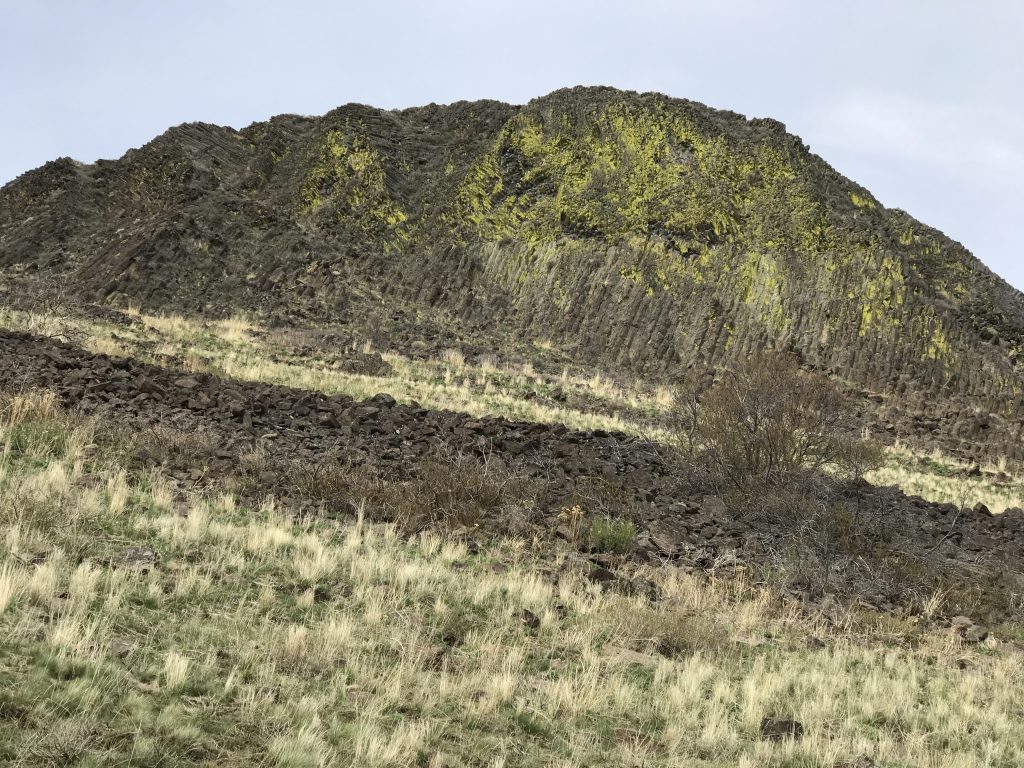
[673,353,882,492]
[585,516,637,554]
[127,425,219,468]
[295,448,543,533]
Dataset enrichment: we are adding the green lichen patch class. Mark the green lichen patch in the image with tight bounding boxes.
[300,128,408,247]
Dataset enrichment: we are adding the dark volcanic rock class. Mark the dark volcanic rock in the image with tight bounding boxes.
[3,87,1024,462]
[3,328,1024,618]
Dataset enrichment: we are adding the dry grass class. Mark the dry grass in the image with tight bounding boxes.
[868,444,1024,514]
[0,400,1022,766]
[0,307,670,437]
[1,304,1022,517]
[295,451,540,533]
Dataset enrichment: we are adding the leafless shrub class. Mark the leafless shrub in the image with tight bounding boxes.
[14,274,88,345]
[294,459,378,513]
[673,352,883,494]
[394,452,514,531]
[670,355,916,604]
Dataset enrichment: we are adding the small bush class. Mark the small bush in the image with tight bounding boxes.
[673,353,882,493]
[128,425,220,468]
[294,460,380,515]
[585,516,637,554]
[391,451,543,531]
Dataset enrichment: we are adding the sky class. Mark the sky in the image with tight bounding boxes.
[2,1,1022,289]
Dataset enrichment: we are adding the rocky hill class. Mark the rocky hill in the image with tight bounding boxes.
[2,86,1023,458]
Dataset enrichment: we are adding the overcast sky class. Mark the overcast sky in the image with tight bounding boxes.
[2,1,1021,289]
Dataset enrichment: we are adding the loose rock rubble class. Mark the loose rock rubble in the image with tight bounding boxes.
[3,328,1024,617]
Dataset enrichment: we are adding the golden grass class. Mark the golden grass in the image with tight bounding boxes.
[0,307,672,436]
[0,307,1020,513]
[0,403,1022,766]
[868,444,1024,514]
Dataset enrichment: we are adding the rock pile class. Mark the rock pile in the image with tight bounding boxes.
[3,328,1024,617]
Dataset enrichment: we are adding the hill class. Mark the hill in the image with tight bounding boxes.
[2,87,1023,462]
[4,85,1024,765]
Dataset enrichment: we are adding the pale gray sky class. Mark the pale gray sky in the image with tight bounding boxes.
[2,1,1021,288]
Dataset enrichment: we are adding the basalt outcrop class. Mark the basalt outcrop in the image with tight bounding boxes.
[2,87,1023,459]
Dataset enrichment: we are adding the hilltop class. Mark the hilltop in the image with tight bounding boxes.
[2,87,1023,462]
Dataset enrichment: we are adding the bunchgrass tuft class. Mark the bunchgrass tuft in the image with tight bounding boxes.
[0,399,1021,766]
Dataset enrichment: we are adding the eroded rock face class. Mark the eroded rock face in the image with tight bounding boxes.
[3,87,1024,460]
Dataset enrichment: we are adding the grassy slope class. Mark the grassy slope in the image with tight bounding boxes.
[2,394,1021,767]
[2,306,1021,514]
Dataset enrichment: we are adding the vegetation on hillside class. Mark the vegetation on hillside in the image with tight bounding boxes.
[1,392,1021,767]
[3,85,1024,768]
[672,353,883,492]
[2,305,1018,514]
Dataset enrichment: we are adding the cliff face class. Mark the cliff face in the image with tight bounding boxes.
[2,87,1023,456]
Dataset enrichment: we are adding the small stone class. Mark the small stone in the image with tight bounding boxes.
[759,717,804,742]
[962,624,989,643]
[649,534,679,557]
[587,566,617,584]
[950,615,988,643]
[520,609,541,630]
[173,376,201,390]
[623,577,660,602]
[108,638,133,659]
[603,645,661,667]
[702,495,728,517]
[117,546,159,572]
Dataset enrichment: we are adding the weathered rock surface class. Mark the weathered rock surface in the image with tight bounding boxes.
[2,87,1024,461]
